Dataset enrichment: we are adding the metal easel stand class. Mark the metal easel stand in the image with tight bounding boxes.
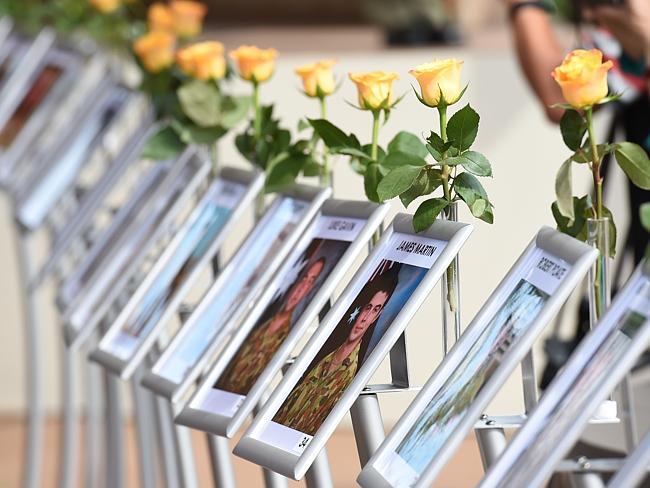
[252,392,290,488]
[84,335,105,488]
[207,434,237,488]
[131,365,160,488]
[475,350,538,471]
[350,333,415,471]
[608,429,650,488]
[15,229,45,488]
[58,340,79,488]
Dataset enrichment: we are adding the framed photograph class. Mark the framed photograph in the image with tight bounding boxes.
[60,146,210,347]
[0,32,30,93]
[232,215,473,480]
[14,85,137,230]
[479,260,650,488]
[91,183,330,379]
[356,227,597,488]
[32,110,154,289]
[0,33,82,184]
[157,200,388,434]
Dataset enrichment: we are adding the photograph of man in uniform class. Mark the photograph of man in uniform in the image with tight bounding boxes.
[273,259,427,436]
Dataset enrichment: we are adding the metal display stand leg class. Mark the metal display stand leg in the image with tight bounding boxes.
[84,352,105,488]
[350,393,386,466]
[104,369,125,488]
[475,427,507,470]
[254,394,288,488]
[305,448,334,488]
[608,430,650,488]
[207,435,236,488]
[59,344,79,488]
[571,473,606,488]
[172,414,199,487]
[155,394,182,488]
[618,374,638,452]
[131,370,158,488]
[16,232,44,488]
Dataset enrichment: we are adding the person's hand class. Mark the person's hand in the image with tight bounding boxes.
[583,0,650,63]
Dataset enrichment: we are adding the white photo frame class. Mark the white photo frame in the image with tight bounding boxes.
[357,227,598,488]
[479,259,650,488]
[0,33,84,185]
[164,200,388,436]
[91,183,331,380]
[60,146,210,348]
[232,214,473,480]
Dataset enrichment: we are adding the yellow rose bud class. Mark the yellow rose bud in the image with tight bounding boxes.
[176,41,226,81]
[89,0,120,14]
[169,0,207,38]
[133,31,176,74]
[552,49,613,109]
[148,3,175,32]
[295,59,336,98]
[409,58,464,107]
[229,45,278,83]
[348,71,399,110]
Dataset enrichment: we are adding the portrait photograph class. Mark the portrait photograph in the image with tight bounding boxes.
[213,237,351,397]
[272,258,428,436]
[391,278,550,479]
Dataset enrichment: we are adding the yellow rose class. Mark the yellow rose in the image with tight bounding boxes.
[170,0,207,38]
[295,59,336,98]
[229,45,278,83]
[89,0,120,14]
[148,3,175,32]
[552,49,613,109]
[176,41,226,81]
[133,31,176,74]
[409,58,464,107]
[348,71,399,110]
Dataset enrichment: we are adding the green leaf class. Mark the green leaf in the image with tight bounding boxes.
[219,95,251,129]
[551,196,589,240]
[640,203,650,233]
[335,147,372,160]
[615,142,650,189]
[413,198,450,232]
[302,160,322,177]
[364,163,382,203]
[350,157,368,175]
[447,104,480,152]
[479,203,494,224]
[381,151,428,170]
[399,169,443,208]
[297,118,311,132]
[454,172,488,204]
[376,165,423,202]
[560,109,587,151]
[362,144,386,164]
[387,131,428,159]
[555,158,574,222]
[460,151,492,177]
[265,154,307,193]
[177,80,221,128]
[141,126,185,160]
[308,118,355,149]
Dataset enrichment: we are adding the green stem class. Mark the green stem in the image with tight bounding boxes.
[253,81,261,140]
[438,104,452,203]
[371,110,381,162]
[210,141,219,177]
[319,96,332,188]
[585,107,603,219]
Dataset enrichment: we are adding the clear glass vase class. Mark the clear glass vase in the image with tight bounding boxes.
[587,217,611,328]
[440,202,461,354]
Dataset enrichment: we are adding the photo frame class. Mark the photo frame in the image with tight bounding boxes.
[32,111,154,289]
[159,200,388,435]
[232,214,473,480]
[356,227,598,488]
[91,183,330,380]
[60,146,210,348]
[14,84,138,230]
[478,260,650,488]
[0,31,30,93]
[0,32,83,185]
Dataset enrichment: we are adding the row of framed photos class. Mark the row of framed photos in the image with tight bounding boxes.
[3,22,650,488]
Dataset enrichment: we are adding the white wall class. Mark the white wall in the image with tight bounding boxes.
[1,44,623,427]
